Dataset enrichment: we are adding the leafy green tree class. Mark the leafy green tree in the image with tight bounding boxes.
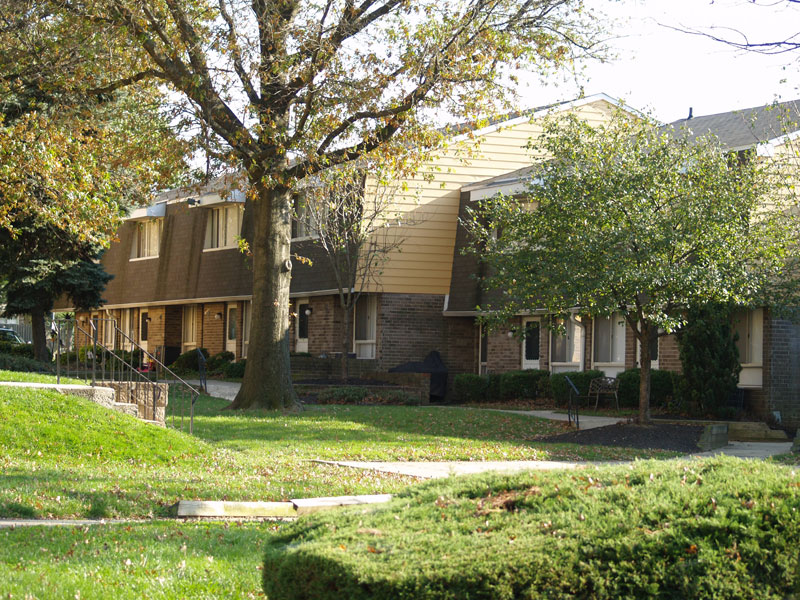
[676,303,741,417]
[38,0,611,409]
[0,219,113,361]
[467,112,800,423]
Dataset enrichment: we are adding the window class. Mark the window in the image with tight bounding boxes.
[479,323,488,374]
[593,313,626,364]
[140,312,149,342]
[354,295,377,359]
[291,192,331,240]
[130,219,162,259]
[551,317,582,365]
[242,301,251,358]
[292,194,309,239]
[227,308,237,342]
[734,308,763,365]
[205,205,243,249]
[521,318,540,369]
[183,305,197,347]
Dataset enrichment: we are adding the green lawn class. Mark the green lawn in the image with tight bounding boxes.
[0,387,677,520]
[0,521,269,599]
[0,369,85,385]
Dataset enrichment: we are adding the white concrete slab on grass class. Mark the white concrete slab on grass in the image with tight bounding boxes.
[177,500,296,518]
[317,459,591,479]
[292,494,393,515]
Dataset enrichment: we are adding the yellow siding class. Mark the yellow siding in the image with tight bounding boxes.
[364,98,620,295]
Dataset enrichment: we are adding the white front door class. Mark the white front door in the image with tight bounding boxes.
[521,318,540,370]
[354,295,377,359]
[295,298,309,353]
[226,303,238,355]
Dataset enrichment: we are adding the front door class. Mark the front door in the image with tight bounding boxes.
[295,298,309,353]
[226,303,238,355]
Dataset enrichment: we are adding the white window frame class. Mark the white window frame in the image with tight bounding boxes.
[521,317,541,370]
[592,312,626,377]
[550,317,583,373]
[735,308,764,388]
[295,298,310,353]
[204,205,243,250]
[242,301,251,358]
[130,219,162,260]
[353,295,377,359]
[182,305,198,349]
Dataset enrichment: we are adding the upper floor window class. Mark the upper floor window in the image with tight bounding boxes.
[130,219,162,259]
[205,205,243,250]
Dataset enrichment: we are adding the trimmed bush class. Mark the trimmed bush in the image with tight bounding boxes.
[315,386,418,405]
[263,457,800,600]
[550,369,603,405]
[207,351,235,374]
[0,353,52,373]
[0,342,36,359]
[499,369,549,400]
[170,347,209,372]
[617,368,676,408]
[452,373,488,403]
[223,359,246,378]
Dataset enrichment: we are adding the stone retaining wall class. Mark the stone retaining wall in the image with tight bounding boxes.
[98,381,169,425]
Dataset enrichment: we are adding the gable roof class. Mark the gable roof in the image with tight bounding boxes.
[668,99,800,153]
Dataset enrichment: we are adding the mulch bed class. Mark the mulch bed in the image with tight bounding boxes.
[539,423,705,453]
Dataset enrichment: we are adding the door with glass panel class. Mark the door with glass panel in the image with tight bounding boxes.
[354,295,377,359]
[521,318,540,370]
[226,303,238,355]
[295,298,309,353]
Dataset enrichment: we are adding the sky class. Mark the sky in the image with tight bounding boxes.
[518,0,800,123]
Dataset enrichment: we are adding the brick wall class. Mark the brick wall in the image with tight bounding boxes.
[658,334,682,373]
[378,294,448,368]
[762,314,800,428]
[486,324,520,372]
[201,302,225,355]
[165,305,183,348]
[625,323,637,369]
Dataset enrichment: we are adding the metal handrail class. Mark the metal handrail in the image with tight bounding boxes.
[564,375,581,430]
[54,318,201,433]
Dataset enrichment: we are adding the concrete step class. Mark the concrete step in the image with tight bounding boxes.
[728,421,789,442]
[112,402,138,418]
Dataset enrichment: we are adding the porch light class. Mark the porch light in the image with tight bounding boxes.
[215,312,222,320]
[304,308,312,316]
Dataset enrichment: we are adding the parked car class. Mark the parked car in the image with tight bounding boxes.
[0,328,24,344]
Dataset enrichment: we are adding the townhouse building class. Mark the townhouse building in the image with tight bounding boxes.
[55,94,800,425]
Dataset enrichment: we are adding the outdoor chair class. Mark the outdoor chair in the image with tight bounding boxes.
[588,377,619,411]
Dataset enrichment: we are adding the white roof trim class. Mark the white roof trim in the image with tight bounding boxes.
[449,93,628,144]
[755,128,800,157]
[128,201,166,221]
[466,182,530,201]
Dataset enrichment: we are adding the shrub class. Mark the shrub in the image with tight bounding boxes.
[486,373,502,402]
[549,370,603,405]
[617,368,675,408]
[0,353,52,373]
[170,347,209,372]
[223,359,246,379]
[0,342,36,359]
[499,369,549,400]
[262,457,800,600]
[207,351,235,374]
[452,374,487,403]
[316,387,370,404]
[677,303,741,416]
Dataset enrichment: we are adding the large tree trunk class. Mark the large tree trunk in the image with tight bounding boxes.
[638,326,652,424]
[30,306,49,362]
[229,178,298,410]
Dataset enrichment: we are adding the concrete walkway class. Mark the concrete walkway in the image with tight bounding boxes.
[495,409,623,430]
[186,379,240,401]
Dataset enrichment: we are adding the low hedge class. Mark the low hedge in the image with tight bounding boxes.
[263,457,800,599]
[0,342,36,359]
[617,368,679,408]
[315,386,418,406]
[169,347,210,372]
[452,373,488,403]
[223,359,246,378]
[499,369,550,400]
[550,369,604,405]
[0,353,52,373]
[206,351,235,374]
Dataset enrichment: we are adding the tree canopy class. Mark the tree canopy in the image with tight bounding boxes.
[467,111,800,422]
[32,0,612,409]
